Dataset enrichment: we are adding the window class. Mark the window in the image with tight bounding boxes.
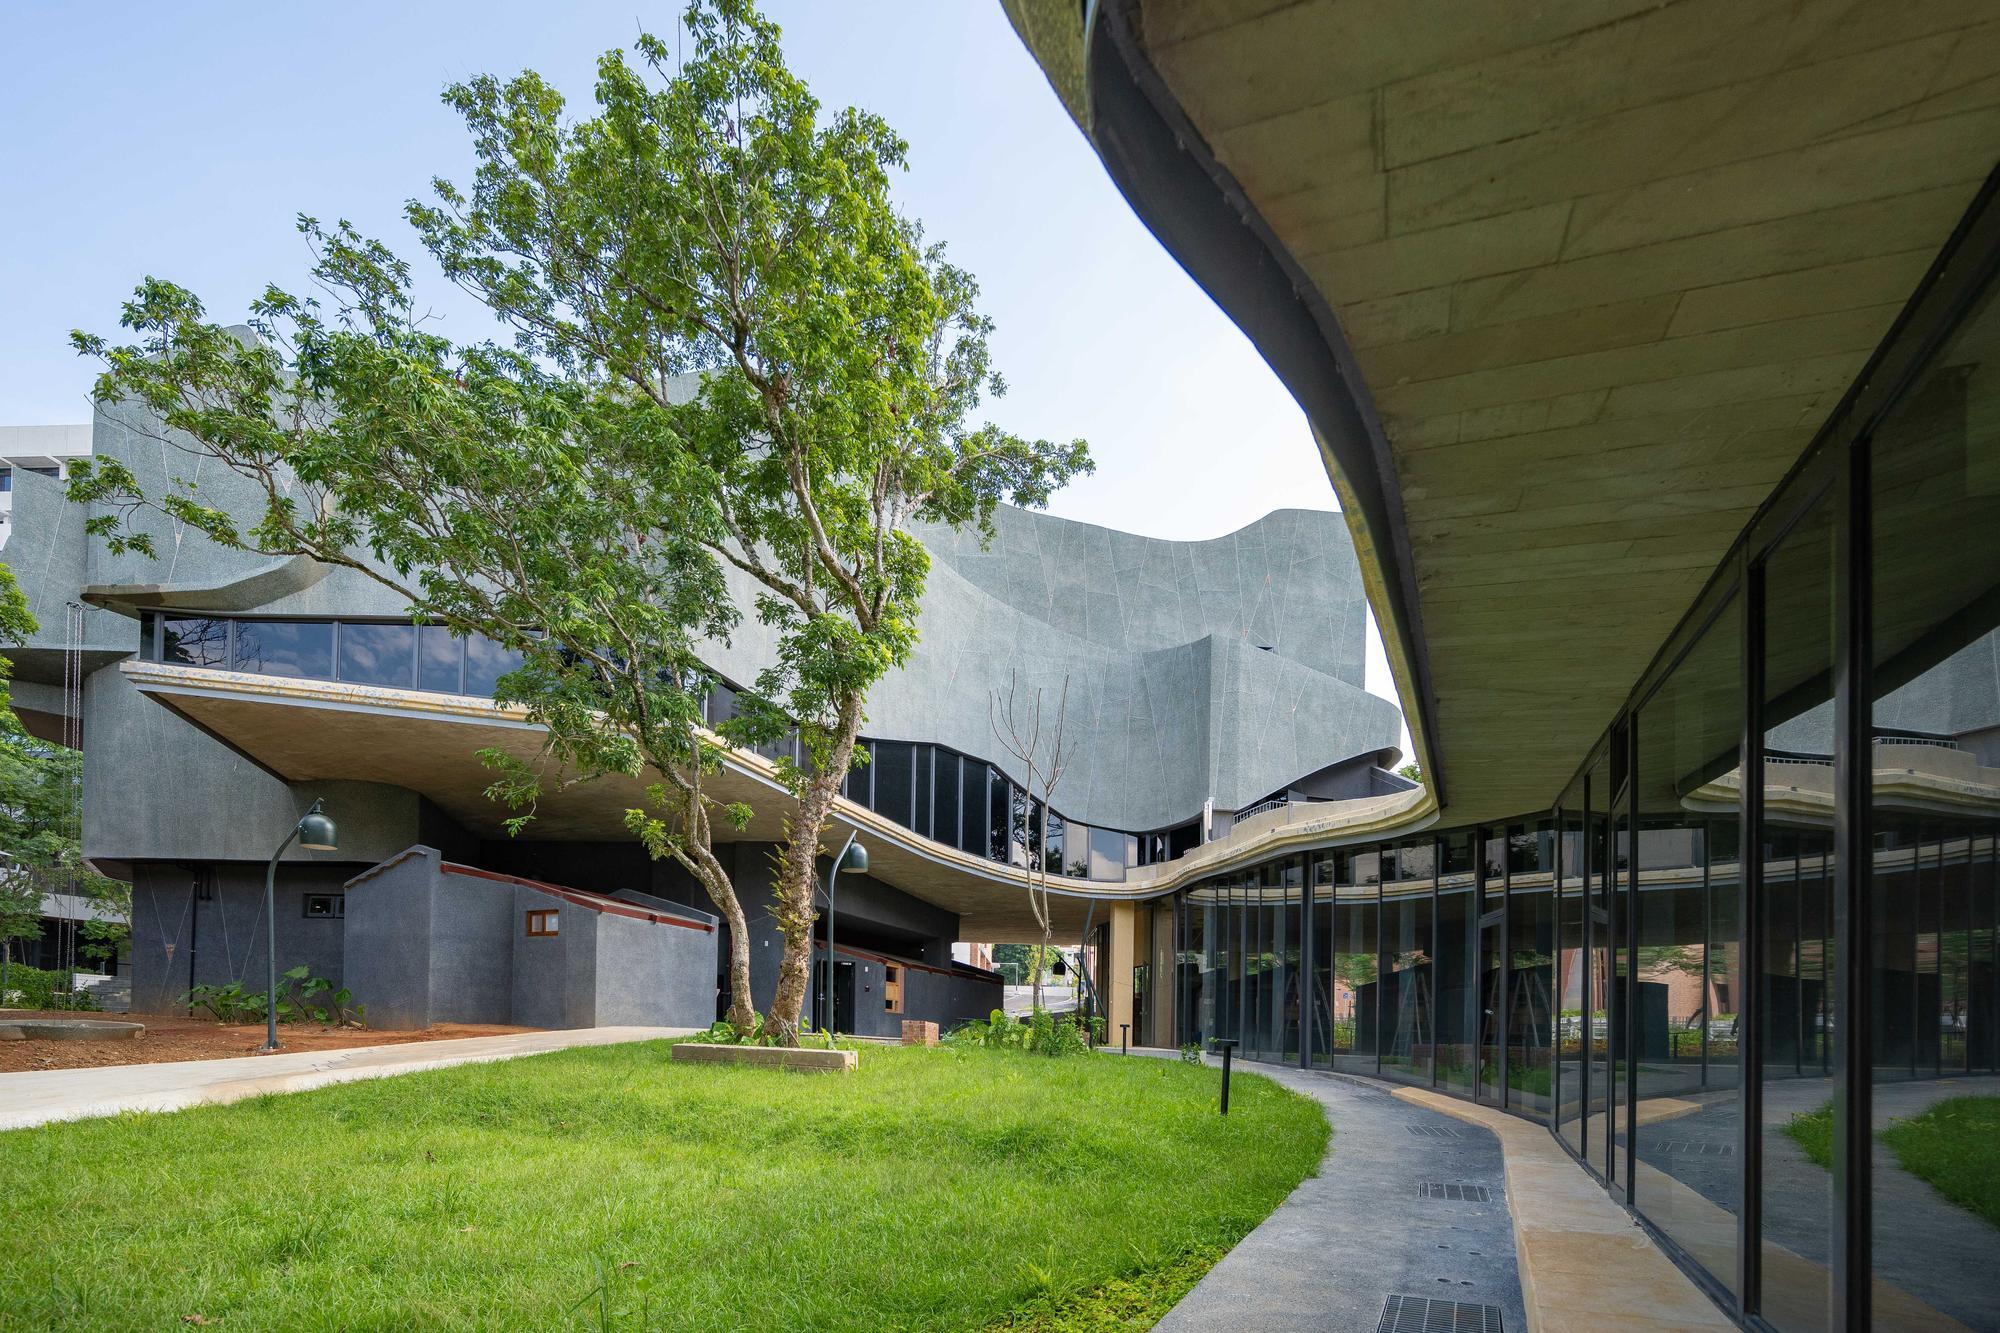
[302,893,344,919]
[161,616,229,668]
[873,740,914,824]
[465,635,525,698]
[419,625,465,693]
[232,620,333,679]
[337,621,417,688]
[525,909,559,937]
[883,964,903,1013]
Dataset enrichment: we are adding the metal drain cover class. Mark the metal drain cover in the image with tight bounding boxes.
[1377,1294,1504,1332]
[1406,1123,1466,1139]
[1655,1140,1736,1156]
[1418,1182,1493,1202]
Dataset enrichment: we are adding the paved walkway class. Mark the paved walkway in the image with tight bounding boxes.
[1156,1062,1528,1332]
[0,1026,691,1131]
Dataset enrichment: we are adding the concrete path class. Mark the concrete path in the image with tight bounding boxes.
[1155,1063,1528,1332]
[0,1026,691,1132]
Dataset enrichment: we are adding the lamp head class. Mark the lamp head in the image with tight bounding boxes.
[838,842,869,875]
[297,805,338,853]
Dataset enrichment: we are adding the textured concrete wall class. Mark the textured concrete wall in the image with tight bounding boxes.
[342,849,438,1030]
[696,504,1402,831]
[592,911,716,1028]
[127,861,359,1015]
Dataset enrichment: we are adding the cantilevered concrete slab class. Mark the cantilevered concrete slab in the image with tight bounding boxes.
[1009,0,2000,822]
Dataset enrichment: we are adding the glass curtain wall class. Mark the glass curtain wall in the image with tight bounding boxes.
[1865,275,2000,1328]
[1157,178,2000,1333]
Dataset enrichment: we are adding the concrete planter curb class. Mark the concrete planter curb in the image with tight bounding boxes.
[0,1018,146,1042]
[669,1042,858,1072]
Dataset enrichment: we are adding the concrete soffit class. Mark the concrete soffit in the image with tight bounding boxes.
[1075,0,1447,807]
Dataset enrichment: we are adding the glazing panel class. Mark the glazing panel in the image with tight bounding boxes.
[1756,489,1836,1330]
[1631,592,1741,1298]
[161,616,229,668]
[1382,841,1435,1086]
[232,620,332,679]
[1437,831,1476,1095]
[418,625,463,692]
[465,635,524,697]
[1508,821,1556,1116]
[1867,280,2000,1329]
[337,621,415,688]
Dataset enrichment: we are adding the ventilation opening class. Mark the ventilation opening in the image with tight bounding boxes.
[1406,1124,1467,1140]
[1378,1294,1504,1332]
[1417,1183,1492,1203]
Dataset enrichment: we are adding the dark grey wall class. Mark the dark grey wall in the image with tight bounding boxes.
[129,859,363,1014]
[341,850,435,1029]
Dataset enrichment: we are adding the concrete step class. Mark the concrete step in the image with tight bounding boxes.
[80,975,131,1013]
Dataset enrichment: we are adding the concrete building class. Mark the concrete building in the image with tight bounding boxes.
[0,382,1404,1041]
[1003,3,2000,1329]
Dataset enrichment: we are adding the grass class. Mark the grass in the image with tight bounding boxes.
[1784,1100,1834,1168]
[1782,1095,2000,1231]
[0,1042,1326,1330]
[1880,1097,2000,1231]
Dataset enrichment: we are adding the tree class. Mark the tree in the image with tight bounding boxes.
[0,563,126,997]
[989,672,1077,1016]
[70,0,1089,1044]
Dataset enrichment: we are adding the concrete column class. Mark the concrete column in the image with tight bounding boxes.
[1106,901,1137,1044]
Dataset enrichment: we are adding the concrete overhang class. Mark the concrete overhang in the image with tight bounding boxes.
[1007,0,2000,825]
[120,660,1170,938]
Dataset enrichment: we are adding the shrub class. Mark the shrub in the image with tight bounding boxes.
[1,964,101,1012]
[1179,1043,1204,1066]
[181,968,363,1027]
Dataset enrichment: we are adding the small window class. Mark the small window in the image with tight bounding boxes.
[883,964,903,1014]
[525,909,559,937]
[302,893,344,919]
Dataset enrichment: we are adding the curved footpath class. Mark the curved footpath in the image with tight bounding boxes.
[1144,1056,1734,1332]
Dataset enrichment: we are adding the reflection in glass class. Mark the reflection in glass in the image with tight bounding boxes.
[1557,798,1587,1153]
[161,616,229,668]
[232,620,332,679]
[1507,822,1555,1114]
[932,750,960,850]
[337,621,415,688]
[1868,283,2000,1329]
[418,625,464,693]
[1631,592,1741,1300]
[1757,490,1836,1331]
[1436,831,1476,1095]
[465,635,524,697]
[1382,842,1435,1086]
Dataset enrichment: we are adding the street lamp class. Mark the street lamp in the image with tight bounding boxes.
[262,799,337,1052]
[818,831,869,1037]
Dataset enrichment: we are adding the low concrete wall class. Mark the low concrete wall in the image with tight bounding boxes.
[669,1043,856,1072]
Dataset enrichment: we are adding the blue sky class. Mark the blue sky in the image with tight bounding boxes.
[0,1,1409,751]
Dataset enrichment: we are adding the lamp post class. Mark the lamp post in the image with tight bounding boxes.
[262,799,337,1052]
[818,831,869,1037]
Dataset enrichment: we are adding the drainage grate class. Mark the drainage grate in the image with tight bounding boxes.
[1377,1294,1504,1332]
[1418,1182,1493,1203]
[1655,1141,1736,1157]
[1406,1124,1466,1140]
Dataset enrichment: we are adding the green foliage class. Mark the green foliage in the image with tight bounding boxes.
[1396,762,1424,785]
[181,968,362,1027]
[0,560,127,972]
[0,1043,1324,1328]
[948,1007,1025,1050]
[181,981,266,1025]
[1784,1100,1834,1168]
[1179,1044,1204,1066]
[1,963,101,1012]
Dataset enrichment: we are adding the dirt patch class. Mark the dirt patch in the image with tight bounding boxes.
[0,1010,536,1073]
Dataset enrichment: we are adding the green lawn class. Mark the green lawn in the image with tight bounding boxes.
[0,1042,1326,1330]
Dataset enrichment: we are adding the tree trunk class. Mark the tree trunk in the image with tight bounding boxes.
[764,690,865,1046]
[689,843,757,1034]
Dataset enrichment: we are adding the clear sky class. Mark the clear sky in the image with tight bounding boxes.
[0,1,1411,758]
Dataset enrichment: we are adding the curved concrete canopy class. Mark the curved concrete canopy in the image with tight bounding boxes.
[1008,0,2000,823]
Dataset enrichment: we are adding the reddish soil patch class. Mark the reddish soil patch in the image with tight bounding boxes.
[0,1010,535,1073]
